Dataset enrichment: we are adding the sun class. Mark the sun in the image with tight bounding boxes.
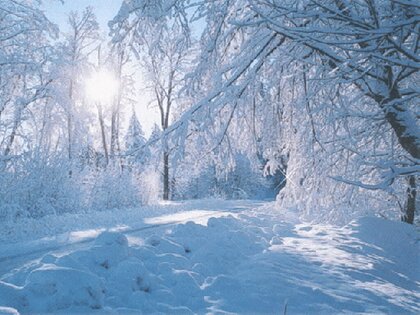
[85,69,119,104]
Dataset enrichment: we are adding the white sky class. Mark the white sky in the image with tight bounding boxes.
[41,0,160,137]
[42,0,122,34]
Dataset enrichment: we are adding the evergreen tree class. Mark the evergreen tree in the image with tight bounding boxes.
[124,109,149,167]
[149,123,162,143]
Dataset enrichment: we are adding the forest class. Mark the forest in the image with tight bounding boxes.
[1,0,418,225]
[0,1,419,314]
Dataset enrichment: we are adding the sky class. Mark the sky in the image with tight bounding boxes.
[41,0,159,136]
[41,0,123,34]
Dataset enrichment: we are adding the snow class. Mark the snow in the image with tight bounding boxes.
[0,307,19,315]
[0,200,419,314]
[0,199,257,264]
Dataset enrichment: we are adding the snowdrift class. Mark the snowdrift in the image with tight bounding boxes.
[0,212,418,314]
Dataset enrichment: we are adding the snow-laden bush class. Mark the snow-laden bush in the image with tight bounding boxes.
[173,153,281,200]
[83,166,144,210]
[80,164,160,211]
[137,168,160,205]
[0,155,160,221]
[0,158,83,220]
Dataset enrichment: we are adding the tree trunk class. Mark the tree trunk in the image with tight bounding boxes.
[381,83,420,160]
[163,152,169,200]
[67,114,72,160]
[402,175,416,224]
[97,104,109,167]
[67,113,73,176]
[3,122,17,159]
[67,80,74,162]
[110,110,117,159]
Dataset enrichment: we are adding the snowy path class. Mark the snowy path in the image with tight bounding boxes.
[0,200,419,314]
[0,200,263,275]
[0,210,234,276]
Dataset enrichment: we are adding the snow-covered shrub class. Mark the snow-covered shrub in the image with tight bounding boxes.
[173,153,280,200]
[173,164,220,200]
[83,166,144,210]
[137,168,160,205]
[0,158,83,220]
[0,154,162,221]
[214,154,272,199]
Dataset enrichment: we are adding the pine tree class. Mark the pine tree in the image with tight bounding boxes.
[149,123,162,143]
[124,109,149,167]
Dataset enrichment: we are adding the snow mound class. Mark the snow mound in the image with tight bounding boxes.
[25,265,104,312]
[94,231,128,248]
[0,264,104,313]
[0,214,419,314]
[349,217,418,258]
[0,307,19,315]
[0,232,132,313]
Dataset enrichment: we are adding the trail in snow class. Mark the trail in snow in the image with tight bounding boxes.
[0,211,233,263]
[0,200,419,314]
[0,200,263,276]
[0,199,263,244]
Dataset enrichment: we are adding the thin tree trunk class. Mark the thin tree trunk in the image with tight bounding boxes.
[163,152,169,200]
[3,122,18,158]
[67,80,74,162]
[67,78,75,176]
[97,103,109,166]
[110,110,117,160]
[67,114,72,160]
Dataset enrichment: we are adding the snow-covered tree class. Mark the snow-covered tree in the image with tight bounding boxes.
[61,7,99,165]
[110,3,193,200]
[124,109,150,167]
[49,6,100,174]
[149,123,162,143]
[111,0,419,223]
[0,0,57,164]
[0,0,86,218]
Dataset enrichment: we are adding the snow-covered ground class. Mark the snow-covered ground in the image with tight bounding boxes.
[0,200,419,314]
